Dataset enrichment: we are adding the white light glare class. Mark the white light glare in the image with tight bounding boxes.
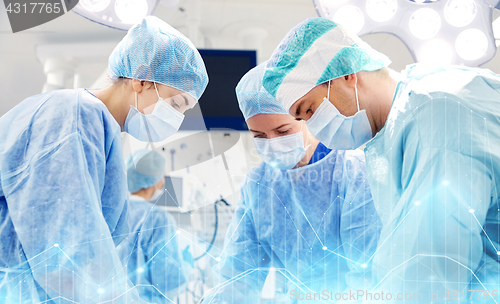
[444,0,477,27]
[419,40,453,65]
[366,0,397,22]
[115,0,149,24]
[455,29,488,61]
[409,8,441,40]
[79,0,111,12]
[333,5,365,34]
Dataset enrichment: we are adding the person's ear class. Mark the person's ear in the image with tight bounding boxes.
[131,79,144,93]
[344,73,358,88]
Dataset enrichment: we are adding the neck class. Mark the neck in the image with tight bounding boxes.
[132,187,154,201]
[360,69,401,135]
[89,85,132,131]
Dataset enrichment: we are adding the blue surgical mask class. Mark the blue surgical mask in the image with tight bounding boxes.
[124,83,185,142]
[252,123,309,170]
[306,82,372,150]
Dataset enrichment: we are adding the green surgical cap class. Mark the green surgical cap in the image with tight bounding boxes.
[262,17,391,112]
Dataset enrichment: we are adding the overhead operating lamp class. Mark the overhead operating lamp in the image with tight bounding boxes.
[73,0,160,30]
[313,0,500,66]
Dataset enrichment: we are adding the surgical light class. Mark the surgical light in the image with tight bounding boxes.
[366,0,398,22]
[456,28,488,60]
[333,5,365,34]
[409,8,441,39]
[73,0,161,30]
[313,0,498,66]
[444,0,477,27]
[420,39,454,65]
[115,0,149,24]
[80,0,111,12]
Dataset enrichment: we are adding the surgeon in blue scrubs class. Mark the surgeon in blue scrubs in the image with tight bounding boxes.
[0,16,207,303]
[118,149,192,303]
[263,17,500,302]
[202,64,381,304]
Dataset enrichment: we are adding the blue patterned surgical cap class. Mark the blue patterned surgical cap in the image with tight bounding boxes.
[236,63,289,120]
[108,16,209,101]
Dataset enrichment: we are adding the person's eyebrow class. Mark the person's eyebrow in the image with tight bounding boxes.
[249,129,265,134]
[182,95,190,106]
[295,99,306,118]
[272,123,290,131]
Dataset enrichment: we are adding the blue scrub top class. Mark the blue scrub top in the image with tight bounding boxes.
[365,64,500,298]
[117,195,190,303]
[0,89,143,303]
[308,142,332,165]
[205,148,382,303]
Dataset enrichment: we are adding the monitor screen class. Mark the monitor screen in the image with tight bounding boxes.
[180,49,257,131]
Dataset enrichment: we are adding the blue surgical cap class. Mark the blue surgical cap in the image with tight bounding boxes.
[108,16,209,101]
[263,17,391,112]
[236,63,289,120]
[126,149,166,193]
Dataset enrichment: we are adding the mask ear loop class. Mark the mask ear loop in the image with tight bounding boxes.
[355,84,360,112]
[135,92,138,109]
[154,82,160,99]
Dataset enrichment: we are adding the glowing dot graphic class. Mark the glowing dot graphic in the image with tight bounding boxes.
[322,246,327,250]
[176,230,181,234]
[54,243,59,247]
[497,251,500,255]
[469,209,475,213]
[442,180,450,186]
[415,201,421,206]
[137,267,144,273]
[97,288,105,294]
[361,263,368,268]
[215,257,221,261]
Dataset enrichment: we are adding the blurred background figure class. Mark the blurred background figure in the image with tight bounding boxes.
[118,149,193,303]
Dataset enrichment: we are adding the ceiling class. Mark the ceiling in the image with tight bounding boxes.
[1,0,499,116]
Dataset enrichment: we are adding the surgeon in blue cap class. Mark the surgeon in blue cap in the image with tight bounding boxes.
[118,149,192,303]
[0,16,207,303]
[202,63,382,304]
[263,17,500,302]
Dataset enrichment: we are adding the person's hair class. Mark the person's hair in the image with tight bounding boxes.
[111,76,130,87]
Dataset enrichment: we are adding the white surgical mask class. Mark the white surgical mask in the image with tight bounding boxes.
[124,83,185,142]
[305,81,372,150]
[252,122,310,170]
[150,187,164,203]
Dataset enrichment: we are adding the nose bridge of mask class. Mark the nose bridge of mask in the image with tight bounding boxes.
[252,131,307,170]
[254,131,304,153]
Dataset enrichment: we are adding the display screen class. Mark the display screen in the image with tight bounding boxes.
[180,49,257,131]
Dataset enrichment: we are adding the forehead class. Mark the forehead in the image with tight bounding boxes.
[246,113,297,131]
